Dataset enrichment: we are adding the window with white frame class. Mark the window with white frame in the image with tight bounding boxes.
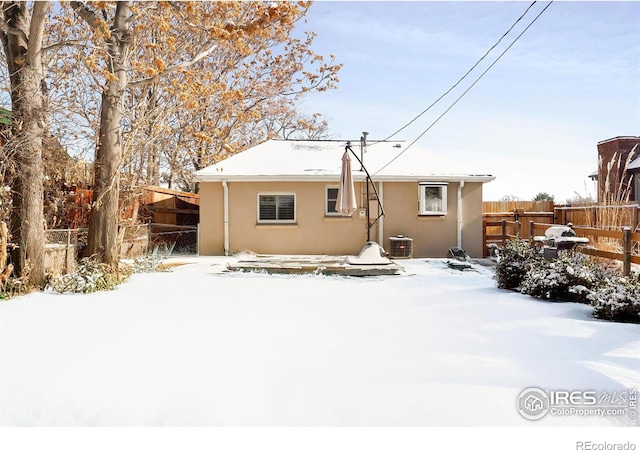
[325,186,340,215]
[258,194,296,223]
[418,182,448,215]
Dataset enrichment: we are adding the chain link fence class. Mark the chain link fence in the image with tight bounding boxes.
[45,228,88,275]
[44,223,198,274]
[149,224,198,257]
[119,224,151,259]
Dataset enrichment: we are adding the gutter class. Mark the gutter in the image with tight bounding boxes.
[222,180,229,256]
[195,174,496,184]
[457,180,465,248]
[378,182,384,248]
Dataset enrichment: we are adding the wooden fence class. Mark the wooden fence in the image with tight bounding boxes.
[488,220,639,276]
[483,220,523,256]
[143,186,200,226]
[483,201,555,251]
[554,204,639,230]
[482,201,640,254]
[483,200,555,213]
[484,201,640,230]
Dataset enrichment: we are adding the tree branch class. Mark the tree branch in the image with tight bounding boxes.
[0,2,28,44]
[69,1,103,31]
[42,38,92,53]
[127,43,217,88]
[25,1,49,64]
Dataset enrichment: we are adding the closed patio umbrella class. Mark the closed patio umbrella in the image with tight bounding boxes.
[336,149,358,216]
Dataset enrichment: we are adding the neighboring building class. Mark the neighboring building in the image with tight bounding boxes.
[194,139,495,258]
[589,136,640,203]
[142,186,200,226]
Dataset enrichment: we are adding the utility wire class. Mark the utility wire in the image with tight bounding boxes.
[373,1,553,176]
[371,1,539,146]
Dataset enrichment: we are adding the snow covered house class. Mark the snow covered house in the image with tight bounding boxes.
[194,139,495,258]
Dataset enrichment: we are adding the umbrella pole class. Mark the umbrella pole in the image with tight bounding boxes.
[345,143,383,242]
[366,178,370,241]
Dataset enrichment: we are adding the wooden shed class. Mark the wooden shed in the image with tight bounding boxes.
[142,186,200,226]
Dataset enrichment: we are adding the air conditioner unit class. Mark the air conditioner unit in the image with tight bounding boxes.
[388,235,413,259]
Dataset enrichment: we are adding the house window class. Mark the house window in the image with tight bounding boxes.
[418,183,448,215]
[258,194,296,223]
[325,186,340,215]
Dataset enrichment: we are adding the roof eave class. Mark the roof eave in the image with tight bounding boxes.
[194,174,496,183]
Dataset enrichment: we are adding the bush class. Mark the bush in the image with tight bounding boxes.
[494,238,640,323]
[46,257,122,294]
[0,278,27,300]
[129,255,168,274]
[589,275,640,323]
[520,251,609,303]
[494,238,543,290]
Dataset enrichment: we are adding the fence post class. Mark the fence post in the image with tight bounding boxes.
[623,226,631,277]
[633,206,638,232]
[147,224,151,256]
[501,219,506,246]
[65,229,71,274]
[529,220,535,238]
[515,220,521,237]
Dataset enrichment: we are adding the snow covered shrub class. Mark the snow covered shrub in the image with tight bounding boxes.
[47,257,122,294]
[0,278,27,300]
[520,251,609,303]
[494,238,543,290]
[129,255,167,274]
[589,275,640,323]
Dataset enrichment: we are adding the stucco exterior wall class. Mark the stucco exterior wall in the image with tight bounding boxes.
[461,182,484,258]
[198,180,485,258]
[198,182,225,255]
[380,181,483,258]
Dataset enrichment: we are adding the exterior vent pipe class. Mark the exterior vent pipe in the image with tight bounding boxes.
[360,131,368,171]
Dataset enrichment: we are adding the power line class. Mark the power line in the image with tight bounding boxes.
[371,1,539,146]
[373,1,554,176]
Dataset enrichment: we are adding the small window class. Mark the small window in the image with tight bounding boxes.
[325,186,340,215]
[418,183,448,215]
[258,194,296,223]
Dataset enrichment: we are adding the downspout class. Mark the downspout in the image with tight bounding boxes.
[457,180,465,248]
[222,180,229,256]
[378,182,384,248]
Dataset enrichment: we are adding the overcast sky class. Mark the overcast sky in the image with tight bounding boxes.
[293,1,640,202]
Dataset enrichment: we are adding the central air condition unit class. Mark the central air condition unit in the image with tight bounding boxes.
[388,235,413,259]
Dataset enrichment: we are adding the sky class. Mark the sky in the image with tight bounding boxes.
[293,1,640,202]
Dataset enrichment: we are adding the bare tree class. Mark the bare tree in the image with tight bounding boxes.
[68,1,132,270]
[0,1,50,285]
[66,1,340,268]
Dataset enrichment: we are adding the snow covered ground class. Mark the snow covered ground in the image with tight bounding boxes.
[1,257,638,427]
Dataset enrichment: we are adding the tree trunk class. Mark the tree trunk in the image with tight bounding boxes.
[85,87,124,267]
[83,1,132,270]
[145,83,160,186]
[1,1,50,286]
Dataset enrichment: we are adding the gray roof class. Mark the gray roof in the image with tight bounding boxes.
[589,155,640,179]
[627,157,640,171]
